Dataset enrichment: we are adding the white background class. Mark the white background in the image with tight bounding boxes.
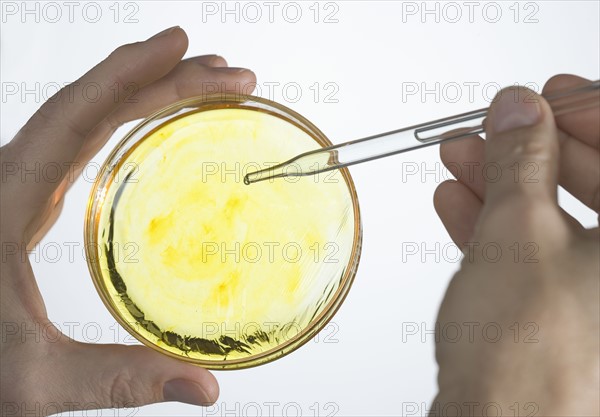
[1,1,599,416]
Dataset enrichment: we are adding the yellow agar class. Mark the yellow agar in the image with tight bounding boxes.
[95,107,356,364]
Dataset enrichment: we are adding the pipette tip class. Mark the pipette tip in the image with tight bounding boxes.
[243,165,284,185]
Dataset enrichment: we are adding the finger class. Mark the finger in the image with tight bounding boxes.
[542,75,600,212]
[75,58,257,166]
[556,128,600,213]
[52,341,219,411]
[438,110,586,228]
[194,54,228,68]
[24,190,66,248]
[3,27,188,223]
[439,135,486,200]
[543,74,599,149]
[483,86,560,207]
[21,59,256,243]
[434,180,483,248]
[113,60,256,122]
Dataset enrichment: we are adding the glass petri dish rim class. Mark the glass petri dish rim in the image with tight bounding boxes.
[84,94,362,370]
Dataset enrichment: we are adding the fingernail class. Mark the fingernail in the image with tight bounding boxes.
[490,88,541,134]
[148,26,180,40]
[163,379,212,405]
[212,67,249,74]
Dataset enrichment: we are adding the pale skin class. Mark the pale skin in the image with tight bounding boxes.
[0,27,257,412]
[0,27,598,415]
[433,76,599,416]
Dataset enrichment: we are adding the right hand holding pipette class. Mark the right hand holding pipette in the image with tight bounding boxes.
[432,75,599,416]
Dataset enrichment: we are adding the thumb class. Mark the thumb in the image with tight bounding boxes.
[52,341,219,412]
[483,86,560,207]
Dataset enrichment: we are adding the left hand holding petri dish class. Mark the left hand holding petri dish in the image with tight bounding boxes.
[0,27,267,410]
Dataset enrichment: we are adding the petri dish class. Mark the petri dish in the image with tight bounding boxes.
[85,94,362,369]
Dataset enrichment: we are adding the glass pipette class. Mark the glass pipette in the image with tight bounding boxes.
[244,80,599,185]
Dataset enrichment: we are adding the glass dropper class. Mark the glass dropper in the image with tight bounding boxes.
[244,80,599,185]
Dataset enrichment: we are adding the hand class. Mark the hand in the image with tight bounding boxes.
[432,75,599,416]
[0,27,256,415]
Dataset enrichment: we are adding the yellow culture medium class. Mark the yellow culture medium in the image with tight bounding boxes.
[88,102,360,368]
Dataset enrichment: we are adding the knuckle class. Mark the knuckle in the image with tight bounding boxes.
[511,133,548,159]
[107,370,157,408]
[483,197,536,229]
[35,85,88,138]
[109,374,135,407]
[105,46,138,89]
[480,197,566,245]
[103,112,123,133]
[208,55,227,67]
[542,74,564,95]
[109,42,138,61]
[494,129,554,169]
[485,128,557,190]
